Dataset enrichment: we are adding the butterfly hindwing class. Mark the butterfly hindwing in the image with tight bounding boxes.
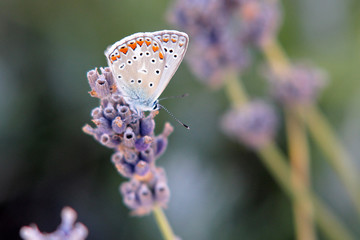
[151,30,189,101]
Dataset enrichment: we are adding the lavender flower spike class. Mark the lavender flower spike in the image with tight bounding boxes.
[221,100,278,149]
[83,67,174,215]
[20,207,88,240]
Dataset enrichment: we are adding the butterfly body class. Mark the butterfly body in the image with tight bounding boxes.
[105,30,189,113]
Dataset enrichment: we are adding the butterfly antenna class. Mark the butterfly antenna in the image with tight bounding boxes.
[158,93,189,101]
[158,103,190,130]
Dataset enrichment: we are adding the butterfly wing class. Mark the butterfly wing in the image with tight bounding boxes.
[105,33,166,111]
[150,30,189,101]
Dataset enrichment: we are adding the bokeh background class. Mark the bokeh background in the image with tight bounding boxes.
[1,0,360,239]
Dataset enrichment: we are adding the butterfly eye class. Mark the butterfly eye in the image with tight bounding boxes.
[152,103,158,110]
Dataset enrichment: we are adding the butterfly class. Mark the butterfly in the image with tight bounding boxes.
[105,30,189,114]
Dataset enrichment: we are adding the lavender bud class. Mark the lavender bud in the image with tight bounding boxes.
[110,94,125,105]
[94,76,110,98]
[123,127,136,148]
[140,148,155,163]
[129,119,140,136]
[20,207,88,240]
[135,160,150,176]
[91,107,103,119]
[135,136,153,152]
[103,103,117,120]
[114,160,133,178]
[140,116,155,136]
[221,100,277,149]
[100,67,114,86]
[266,63,327,105]
[137,184,153,206]
[111,116,126,134]
[117,105,131,120]
[111,152,124,165]
[123,149,138,164]
[92,117,112,134]
[100,133,118,148]
[154,137,168,157]
[123,192,139,209]
[155,180,170,205]
[87,68,99,89]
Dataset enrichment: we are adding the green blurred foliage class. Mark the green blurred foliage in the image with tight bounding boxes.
[0,0,359,239]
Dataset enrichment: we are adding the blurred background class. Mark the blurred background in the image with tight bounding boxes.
[0,0,360,239]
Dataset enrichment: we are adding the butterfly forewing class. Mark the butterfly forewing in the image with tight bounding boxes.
[105,33,166,109]
[104,30,188,112]
[150,30,189,101]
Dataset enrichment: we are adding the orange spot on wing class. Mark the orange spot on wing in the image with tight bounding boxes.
[159,52,164,60]
[163,38,169,42]
[179,43,184,47]
[128,42,137,50]
[137,40,144,46]
[145,40,151,46]
[152,46,159,52]
[171,38,177,43]
[119,47,128,54]
[111,56,117,61]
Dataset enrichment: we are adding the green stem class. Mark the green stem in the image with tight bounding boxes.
[224,71,249,106]
[262,38,360,220]
[223,76,355,240]
[259,144,353,240]
[153,206,175,240]
[285,107,316,240]
[305,105,360,217]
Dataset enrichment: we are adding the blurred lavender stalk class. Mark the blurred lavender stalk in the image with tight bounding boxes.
[20,207,88,240]
[83,67,176,239]
[167,0,356,239]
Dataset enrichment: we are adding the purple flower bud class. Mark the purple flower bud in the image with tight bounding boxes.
[94,76,110,98]
[135,136,153,152]
[92,117,112,134]
[123,192,139,209]
[265,63,327,105]
[20,207,88,240]
[87,68,99,89]
[111,152,124,165]
[117,105,131,120]
[221,100,277,149]
[140,148,155,163]
[100,67,114,86]
[123,149,138,164]
[110,94,126,105]
[154,137,168,157]
[135,160,150,176]
[154,180,170,205]
[111,116,126,134]
[103,103,117,120]
[137,184,153,206]
[129,119,140,136]
[91,107,103,119]
[140,116,155,136]
[123,127,136,148]
[114,159,133,178]
[100,133,119,148]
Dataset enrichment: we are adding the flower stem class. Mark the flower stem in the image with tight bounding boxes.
[262,38,360,219]
[285,107,316,240]
[224,71,249,107]
[223,75,355,240]
[153,206,175,240]
[305,105,360,217]
[259,144,353,240]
